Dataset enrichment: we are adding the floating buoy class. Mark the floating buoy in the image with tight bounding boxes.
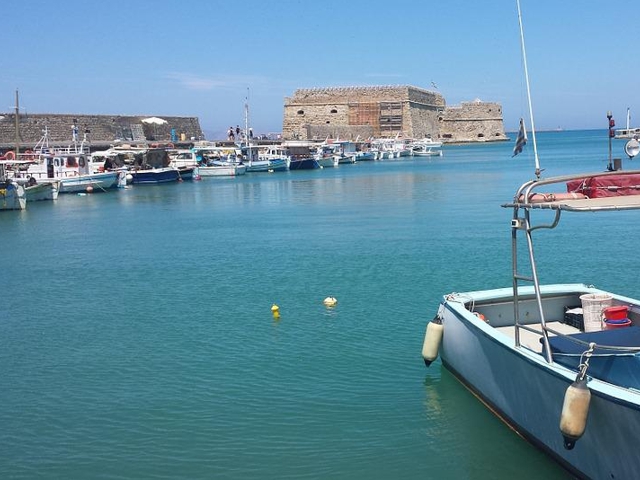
[560,376,591,450]
[86,185,94,193]
[271,304,280,319]
[473,312,486,322]
[422,315,444,367]
[323,296,337,307]
[125,173,133,183]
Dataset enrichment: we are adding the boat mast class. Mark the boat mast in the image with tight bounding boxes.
[627,107,630,131]
[14,89,20,157]
[244,87,251,164]
[516,0,541,178]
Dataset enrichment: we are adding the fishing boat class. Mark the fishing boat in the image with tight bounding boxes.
[19,127,122,193]
[25,150,122,193]
[0,161,26,210]
[1,160,60,201]
[409,137,443,156]
[129,166,180,184]
[198,163,246,177]
[615,108,640,139]
[422,3,640,478]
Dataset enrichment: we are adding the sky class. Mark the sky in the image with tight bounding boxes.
[3,0,639,139]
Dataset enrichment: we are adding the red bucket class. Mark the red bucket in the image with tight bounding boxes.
[604,318,632,329]
[604,305,629,320]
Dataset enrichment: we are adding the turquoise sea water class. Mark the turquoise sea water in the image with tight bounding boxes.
[1,130,636,479]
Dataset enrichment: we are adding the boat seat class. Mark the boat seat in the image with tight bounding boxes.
[496,321,581,352]
[545,326,640,388]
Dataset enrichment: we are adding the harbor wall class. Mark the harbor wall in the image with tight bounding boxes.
[283,85,507,143]
[438,101,508,142]
[0,114,203,150]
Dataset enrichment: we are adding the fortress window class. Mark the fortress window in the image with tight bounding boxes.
[330,109,338,114]
[297,110,304,115]
[477,133,485,138]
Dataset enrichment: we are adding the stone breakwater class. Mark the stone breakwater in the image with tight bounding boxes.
[0,114,203,150]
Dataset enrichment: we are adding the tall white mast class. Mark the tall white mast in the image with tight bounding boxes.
[516,0,541,178]
[627,107,631,131]
[244,88,251,164]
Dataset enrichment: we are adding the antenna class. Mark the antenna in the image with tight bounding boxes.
[516,0,541,178]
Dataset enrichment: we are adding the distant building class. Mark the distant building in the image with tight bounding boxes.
[282,85,507,143]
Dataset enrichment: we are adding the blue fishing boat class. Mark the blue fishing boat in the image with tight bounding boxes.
[129,167,180,184]
[422,3,640,478]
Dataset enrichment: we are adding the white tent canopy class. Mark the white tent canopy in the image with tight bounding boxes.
[141,117,167,125]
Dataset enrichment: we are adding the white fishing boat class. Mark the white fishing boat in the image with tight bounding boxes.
[409,137,443,156]
[20,127,122,193]
[1,160,60,201]
[198,163,247,177]
[25,151,122,193]
[422,3,640,478]
[615,108,640,139]
[24,180,60,201]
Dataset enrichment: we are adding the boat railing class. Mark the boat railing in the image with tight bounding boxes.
[506,169,640,363]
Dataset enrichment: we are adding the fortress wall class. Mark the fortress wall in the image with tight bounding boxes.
[283,85,445,140]
[283,85,507,143]
[0,114,203,149]
[438,101,508,142]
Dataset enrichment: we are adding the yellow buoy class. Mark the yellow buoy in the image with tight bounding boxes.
[422,316,444,366]
[560,376,591,450]
[323,296,338,307]
[271,304,280,319]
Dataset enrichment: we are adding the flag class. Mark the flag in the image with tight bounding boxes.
[512,118,527,157]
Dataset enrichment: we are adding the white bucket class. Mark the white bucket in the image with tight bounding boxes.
[579,293,613,332]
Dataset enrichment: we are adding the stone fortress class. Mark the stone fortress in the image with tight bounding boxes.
[283,85,507,143]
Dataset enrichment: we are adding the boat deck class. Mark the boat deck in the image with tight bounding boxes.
[496,321,581,352]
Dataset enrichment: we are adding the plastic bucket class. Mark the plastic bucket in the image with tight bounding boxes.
[580,293,613,332]
[604,318,632,329]
[604,305,628,320]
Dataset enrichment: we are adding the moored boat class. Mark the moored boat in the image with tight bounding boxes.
[24,180,59,201]
[409,138,443,156]
[422,4,640,478]
[0,161,26,210]
[198,163,247,177]
[129,166,180,184]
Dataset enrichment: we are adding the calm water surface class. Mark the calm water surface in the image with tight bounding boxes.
[2,130,634,479]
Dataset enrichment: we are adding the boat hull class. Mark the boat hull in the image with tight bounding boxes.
[439,285,640,480]
[130,168,180,185]
[198,164,247,177]
[289,158,319,170]
[246,159,288,172]
[316,157,338,168]
[0,182,26,210]
[25,181,59,201]
[58,172,120,193]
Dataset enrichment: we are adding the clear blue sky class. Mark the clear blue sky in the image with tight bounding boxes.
[3,0,638,139]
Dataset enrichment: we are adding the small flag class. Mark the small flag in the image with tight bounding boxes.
[513,118,527,157]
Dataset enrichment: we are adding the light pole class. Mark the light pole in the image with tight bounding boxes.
[607,111,614,171]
